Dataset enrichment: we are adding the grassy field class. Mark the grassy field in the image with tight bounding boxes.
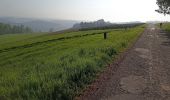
[162,23,170,32]
[0,26,145,100]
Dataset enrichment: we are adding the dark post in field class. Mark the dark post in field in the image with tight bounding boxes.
[104,32,107,39]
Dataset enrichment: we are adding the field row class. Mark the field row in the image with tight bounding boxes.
[0,30,110,50]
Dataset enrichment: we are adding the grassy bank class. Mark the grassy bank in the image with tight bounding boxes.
[0,26,145,100]
[162,23,170,32]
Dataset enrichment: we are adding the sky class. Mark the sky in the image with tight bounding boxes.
[0,0,170,22]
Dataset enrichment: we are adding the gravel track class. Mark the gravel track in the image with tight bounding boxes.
[77,24,170,100]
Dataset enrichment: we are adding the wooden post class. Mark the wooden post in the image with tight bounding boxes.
[104,32,107,39]
[160,23,163,28]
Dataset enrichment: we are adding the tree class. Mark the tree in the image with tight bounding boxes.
[25,27,32,33]
[0,23,33,34]
[156,0,170,15]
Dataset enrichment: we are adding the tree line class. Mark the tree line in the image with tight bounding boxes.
[0,23,32,34]
[78,23,145,31]
[156,0,170,15]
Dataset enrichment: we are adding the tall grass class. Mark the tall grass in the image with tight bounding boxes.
[162,23,170,32]
[0,26,144,100]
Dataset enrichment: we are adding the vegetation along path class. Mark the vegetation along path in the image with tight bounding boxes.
[78,24,170,100]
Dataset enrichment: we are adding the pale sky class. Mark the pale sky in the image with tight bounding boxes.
[0,0,170,22]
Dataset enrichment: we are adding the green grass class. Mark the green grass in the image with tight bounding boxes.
[0,26,145,100]
[162,23,170,32]
[0,30,108,51]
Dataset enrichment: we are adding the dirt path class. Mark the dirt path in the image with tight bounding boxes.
[78,24,170,100]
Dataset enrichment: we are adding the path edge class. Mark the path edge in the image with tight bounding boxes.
[75,27,147,100]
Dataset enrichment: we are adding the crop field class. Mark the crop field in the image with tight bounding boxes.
[0,26,145,100]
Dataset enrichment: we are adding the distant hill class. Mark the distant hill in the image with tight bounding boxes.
[0,17,78,32]
[146,21,169,24]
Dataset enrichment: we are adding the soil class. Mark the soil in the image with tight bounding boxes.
[76,24,170,100]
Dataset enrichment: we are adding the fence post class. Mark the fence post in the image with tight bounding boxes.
[104,32,107,39]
